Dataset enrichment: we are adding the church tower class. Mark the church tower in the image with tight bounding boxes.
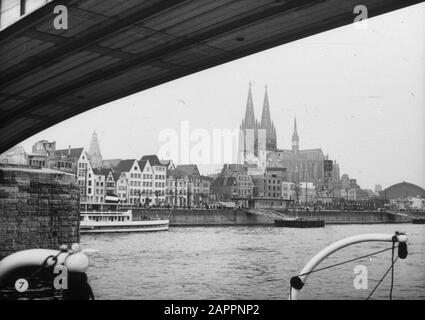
[257,85,276,167]
[259,85,277,152]
[238,83,258,164]
[292,117,299,153]
[88,130,102,169]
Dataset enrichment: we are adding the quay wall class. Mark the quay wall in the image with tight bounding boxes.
[133,209,272,226]
[278,210,412,224]
[0,166,80,259]
[133,209,412,226]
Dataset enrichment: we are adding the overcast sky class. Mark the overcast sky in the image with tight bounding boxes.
[20,3,425,191]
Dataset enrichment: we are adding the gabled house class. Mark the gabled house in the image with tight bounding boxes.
[113,159,141,205]
[160,159,176,171]
[140,155,167,205]
[166,169,188,207]
[50,147,95,202]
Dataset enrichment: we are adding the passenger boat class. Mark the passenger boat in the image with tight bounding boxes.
[80,210,169,233]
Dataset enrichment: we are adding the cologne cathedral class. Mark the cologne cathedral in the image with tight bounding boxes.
[237,84,277,168]
[238,84,340,187]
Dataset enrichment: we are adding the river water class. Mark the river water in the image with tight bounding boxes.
[81,224,425,300]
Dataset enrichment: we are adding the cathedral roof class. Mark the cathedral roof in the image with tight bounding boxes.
[275,148,325,161]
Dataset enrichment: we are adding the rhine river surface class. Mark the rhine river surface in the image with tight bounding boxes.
[81,224,425,300]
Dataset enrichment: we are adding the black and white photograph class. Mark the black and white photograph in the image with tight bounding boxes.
[0,0,424,308]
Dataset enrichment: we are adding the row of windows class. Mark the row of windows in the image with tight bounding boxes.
[238,182,251,187]
[55,161,72,169]
[268,186,281,191]
[266,193,279,198]
[29,159,46,167]
[82,179,103,187]
[130,181,141,187]
[78,170,92,178]
[167,181,187,187]
[129,173,166,180]
[166,190,187,195]
[128,181,167,188]
[129,189,166,196]
[78,163,88,169]
[191,182,210,188]
[265,179,282,184]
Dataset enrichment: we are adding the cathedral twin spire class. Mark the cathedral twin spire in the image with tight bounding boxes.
[243,83,256,129]
[242,83,274,128]
[260,86,273,130]
[240,83,277,156]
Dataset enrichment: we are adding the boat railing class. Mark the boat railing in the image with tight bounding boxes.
[289,232,408,300]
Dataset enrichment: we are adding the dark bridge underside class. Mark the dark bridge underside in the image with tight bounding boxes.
[0,0,422,153]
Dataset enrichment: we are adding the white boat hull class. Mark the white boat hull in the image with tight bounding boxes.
[80,219,169,234]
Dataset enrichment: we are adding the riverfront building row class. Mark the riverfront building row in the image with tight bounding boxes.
[1,134,424,210]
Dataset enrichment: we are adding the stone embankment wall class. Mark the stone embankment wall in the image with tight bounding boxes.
[0,166,80,259]
[133,208,272,226]
[279,210,412,224]
[133,208,412,226]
